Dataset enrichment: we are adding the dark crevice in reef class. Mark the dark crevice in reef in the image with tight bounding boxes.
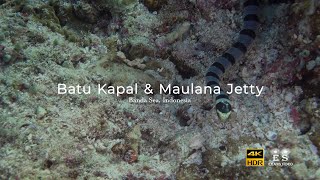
[297,118,312,135]
[291,67,320,100]
[169,55,198,79]
[140,0,168,12]
[176,105,191,126]
[43,159,55,169]
[298,71,320,99]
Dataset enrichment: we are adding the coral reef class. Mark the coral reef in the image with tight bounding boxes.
[0,0,319,179]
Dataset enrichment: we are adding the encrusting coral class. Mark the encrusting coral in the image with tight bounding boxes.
[0,0,320,179]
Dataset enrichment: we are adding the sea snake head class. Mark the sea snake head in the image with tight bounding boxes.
[216,101,232,121]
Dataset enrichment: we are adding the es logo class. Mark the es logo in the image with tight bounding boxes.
[268,148,293,167]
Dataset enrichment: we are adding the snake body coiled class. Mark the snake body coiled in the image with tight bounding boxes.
[205,0,260,120]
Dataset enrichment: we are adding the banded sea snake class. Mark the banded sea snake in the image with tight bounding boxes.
[205,0,295,120]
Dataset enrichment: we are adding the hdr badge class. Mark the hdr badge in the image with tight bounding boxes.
[246,148,264,167]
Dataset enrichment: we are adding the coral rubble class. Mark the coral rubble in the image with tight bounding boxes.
[0,0,319,179]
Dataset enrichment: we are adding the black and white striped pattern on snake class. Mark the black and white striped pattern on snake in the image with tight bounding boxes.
[205,0,297,120]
